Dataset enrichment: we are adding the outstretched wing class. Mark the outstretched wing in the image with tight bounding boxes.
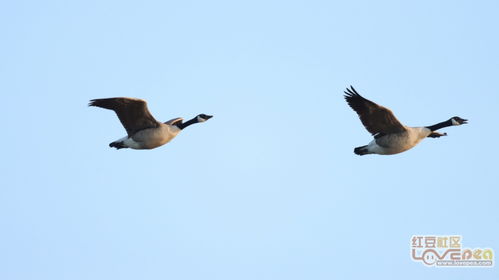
[344,86,406,137]
[89,97,160,136]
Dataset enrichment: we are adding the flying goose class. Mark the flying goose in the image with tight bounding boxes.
[89,97,212,150]
[344,86,467,155]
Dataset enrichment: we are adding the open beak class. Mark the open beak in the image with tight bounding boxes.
[462,119,468,124]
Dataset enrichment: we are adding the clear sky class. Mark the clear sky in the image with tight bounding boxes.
[1,0,497,279]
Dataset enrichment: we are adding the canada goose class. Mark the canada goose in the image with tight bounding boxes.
[344,86,467,155]
[89,97,212,150]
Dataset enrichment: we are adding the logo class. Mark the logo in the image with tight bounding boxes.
[411,235,494,267]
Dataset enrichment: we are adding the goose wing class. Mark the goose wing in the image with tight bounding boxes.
[164,117,183,126]
[344,86,406,137]
[89,97,160,136]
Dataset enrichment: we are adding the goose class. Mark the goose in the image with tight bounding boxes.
[89,97,212,150]
[344,86,467,155]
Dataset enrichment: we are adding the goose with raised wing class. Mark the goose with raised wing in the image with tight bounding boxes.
[344,86,467,155]
[89,97,212,150]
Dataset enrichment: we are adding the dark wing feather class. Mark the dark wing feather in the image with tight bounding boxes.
[344,86,406,137]
[89,97,160,136]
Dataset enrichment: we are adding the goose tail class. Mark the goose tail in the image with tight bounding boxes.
[109,141,126,149]
[354,145,369,156]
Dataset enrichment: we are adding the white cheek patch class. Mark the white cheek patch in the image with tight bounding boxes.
[451,118,459,126]
[197,116,206,122]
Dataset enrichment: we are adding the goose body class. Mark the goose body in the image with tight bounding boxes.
[344,86,467,156]
[113,124,181,149]
[361,127,431,155]
[89,97,212,150]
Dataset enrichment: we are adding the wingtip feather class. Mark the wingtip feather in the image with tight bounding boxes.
[88,99,97,107]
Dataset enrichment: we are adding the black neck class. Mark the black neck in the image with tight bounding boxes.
[176,117,198,130]
[426,119,452,131]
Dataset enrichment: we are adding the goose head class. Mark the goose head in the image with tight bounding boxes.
[197,114,213,123]
[450,116,468,126]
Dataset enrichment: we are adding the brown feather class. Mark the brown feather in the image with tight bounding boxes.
[344,86,406,137]
[89,97,160,136]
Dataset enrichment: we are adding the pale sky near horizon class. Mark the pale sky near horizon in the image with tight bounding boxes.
[1,1,498,279]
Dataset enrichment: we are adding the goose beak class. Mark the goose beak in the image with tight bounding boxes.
[204,115,213,120]
[462,119,468,124]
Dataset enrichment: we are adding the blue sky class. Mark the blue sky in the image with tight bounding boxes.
[1,0,498,279]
